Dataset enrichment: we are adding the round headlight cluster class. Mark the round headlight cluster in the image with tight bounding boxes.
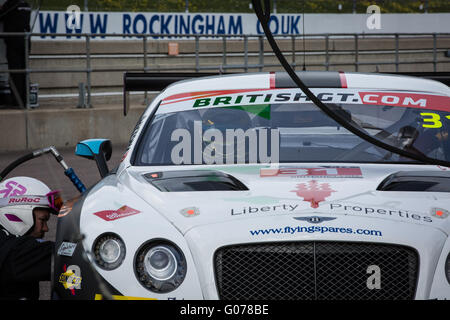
[135,240,187,293]
[93,233,126,270]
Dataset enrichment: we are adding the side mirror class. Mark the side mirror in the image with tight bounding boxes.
[75,139,112,178]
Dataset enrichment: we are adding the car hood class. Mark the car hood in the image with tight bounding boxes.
[122,163,450,235]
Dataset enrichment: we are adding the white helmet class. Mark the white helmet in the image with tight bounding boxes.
[0,177,61,236]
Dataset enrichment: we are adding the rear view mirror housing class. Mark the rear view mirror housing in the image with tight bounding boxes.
[75,139,112,178]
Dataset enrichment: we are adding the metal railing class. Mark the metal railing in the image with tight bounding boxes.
[0,32,449,108]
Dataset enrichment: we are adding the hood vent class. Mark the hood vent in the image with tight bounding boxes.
[377,171,450,192]
[143,170,249,192]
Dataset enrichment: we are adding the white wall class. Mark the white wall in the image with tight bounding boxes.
[31,11,450,40]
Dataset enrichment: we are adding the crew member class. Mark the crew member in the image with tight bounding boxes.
[0,176,62,299]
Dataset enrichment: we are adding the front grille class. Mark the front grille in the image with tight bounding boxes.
[214,242,418,300]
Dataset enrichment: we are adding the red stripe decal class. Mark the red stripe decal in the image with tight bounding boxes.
[339,71,348,88]
[270,72,276,89]
[359,92,450,112]
[161,88,273,105]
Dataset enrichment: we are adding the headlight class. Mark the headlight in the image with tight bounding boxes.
[93,233,126,270]
[135,240,187,293]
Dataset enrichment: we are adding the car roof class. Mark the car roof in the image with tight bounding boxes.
[159,71,450,99]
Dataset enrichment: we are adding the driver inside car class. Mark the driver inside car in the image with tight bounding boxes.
[200,107,253,164]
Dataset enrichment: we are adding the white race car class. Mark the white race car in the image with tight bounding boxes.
[53,71,450,300]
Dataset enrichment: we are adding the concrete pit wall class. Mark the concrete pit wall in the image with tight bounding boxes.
[0,104,146,152]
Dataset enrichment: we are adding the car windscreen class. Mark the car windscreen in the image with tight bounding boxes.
[134,89,450,166]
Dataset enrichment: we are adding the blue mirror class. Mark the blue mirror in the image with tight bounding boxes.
[75,139,112,177]
[75,139,112,160]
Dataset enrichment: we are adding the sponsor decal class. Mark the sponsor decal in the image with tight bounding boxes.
[359,92,450,112]
[249,225,383,237]
[59,264,82,295]
[293,216,337,224]
[329,203,433,223]
[159,88,450,114]
[0,196,50,209]
[431,207,449,219]
[8,196,41,204]
[0,181,27,198]
[57,242,77,257]
[93,205,141,221]
[189,90,348,108]
[261,166,362,178]
[180,207,200,217]
[231,203,299,216]
[291,180,336,208]
[162,88,271,106]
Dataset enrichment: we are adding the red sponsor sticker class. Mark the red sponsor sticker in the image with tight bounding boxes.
[359,92,450,112]
[93,205,141,221]
[261,166,362,178]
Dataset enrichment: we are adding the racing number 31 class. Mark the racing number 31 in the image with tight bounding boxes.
[420,112,450,128]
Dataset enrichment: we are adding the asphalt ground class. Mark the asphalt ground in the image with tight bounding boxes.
[0,144,128,300]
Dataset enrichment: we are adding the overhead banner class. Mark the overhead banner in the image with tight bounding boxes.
[31,11,450,40]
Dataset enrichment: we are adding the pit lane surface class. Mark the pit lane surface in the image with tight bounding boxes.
[0,144,127,300]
